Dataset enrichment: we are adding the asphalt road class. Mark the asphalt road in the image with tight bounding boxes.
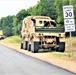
[0,44,75,75]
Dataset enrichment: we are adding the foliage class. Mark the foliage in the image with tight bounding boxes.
[12,9,29,35]
[0,0,76,37]
[4,26,13,37]
[12,17,18,35]
[69,0,76,24]
[54,0,69,26]
[0,16,14,36]
[2,35,20,44]
[27,0,57,20]
[16,9,28,22]
[54,0,76,27]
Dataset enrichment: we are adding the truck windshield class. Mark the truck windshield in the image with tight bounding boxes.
[44,21,50,27]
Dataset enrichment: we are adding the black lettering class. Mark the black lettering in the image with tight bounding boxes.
[69,12,72,17]
[65,11,72,17]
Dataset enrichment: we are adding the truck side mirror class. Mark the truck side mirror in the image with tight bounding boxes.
[31,18,36,26]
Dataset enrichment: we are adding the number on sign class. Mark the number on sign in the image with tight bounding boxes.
[66,20,69,23]
[65,11,72,17]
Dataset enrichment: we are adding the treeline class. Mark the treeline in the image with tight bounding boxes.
[0,0,76,37]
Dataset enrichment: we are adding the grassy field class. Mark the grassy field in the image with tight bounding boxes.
[65,37,76,57]
[2,36,20,44]
[1,35,76,58]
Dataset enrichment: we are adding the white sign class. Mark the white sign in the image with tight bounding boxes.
[63,5,75,32]
[64,19,75,32]
[63,5,74,19]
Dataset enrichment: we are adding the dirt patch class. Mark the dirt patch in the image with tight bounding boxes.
[0,41,76,73]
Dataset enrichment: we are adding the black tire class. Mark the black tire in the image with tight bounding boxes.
[21,43,23,49]
[20,38,23,49]
[56,42,65,52]
[56,37,60,45]
[28,44,31,51]
[26,41,28,50]
[27,38,31,51]
[31,39,39,53]
[23,41,28,50]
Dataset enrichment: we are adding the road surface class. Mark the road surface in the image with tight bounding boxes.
[0,44,75,75]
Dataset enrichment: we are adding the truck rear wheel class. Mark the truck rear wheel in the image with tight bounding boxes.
[56,42,65,52]
[20,38,23,49]
[23,41,28,50]
[21,43,23,49]
[27,38,31,51]
[31,39,39,53]
[28,44,31,51]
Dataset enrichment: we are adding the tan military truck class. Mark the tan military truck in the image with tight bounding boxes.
[0,29,4,40]
[20,16,65,53]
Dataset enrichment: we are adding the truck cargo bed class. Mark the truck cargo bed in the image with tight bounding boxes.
[35,27,64,33]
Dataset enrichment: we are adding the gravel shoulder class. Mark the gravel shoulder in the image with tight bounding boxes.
[0,41,76,73]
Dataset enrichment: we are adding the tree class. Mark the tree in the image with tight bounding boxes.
[12,17,18,35]
[27,0,57,20]
[4,26,12,37]
[69,0,76,23]
[12,9,29,35]
[54,0,69,26]
[54,0,62,24]
[16,9,28,22]
[0,16,14,36]
[39,0,57,19]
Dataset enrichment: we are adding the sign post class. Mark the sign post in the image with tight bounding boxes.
[70,32,74,57]
[63,5,75,57]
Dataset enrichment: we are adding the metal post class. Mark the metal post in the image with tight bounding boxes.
[70,32,74,57]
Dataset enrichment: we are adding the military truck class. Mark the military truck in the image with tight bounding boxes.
[20,16,65,53]
[0,29,4,40]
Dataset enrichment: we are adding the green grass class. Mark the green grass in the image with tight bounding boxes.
[1,35,20,44]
